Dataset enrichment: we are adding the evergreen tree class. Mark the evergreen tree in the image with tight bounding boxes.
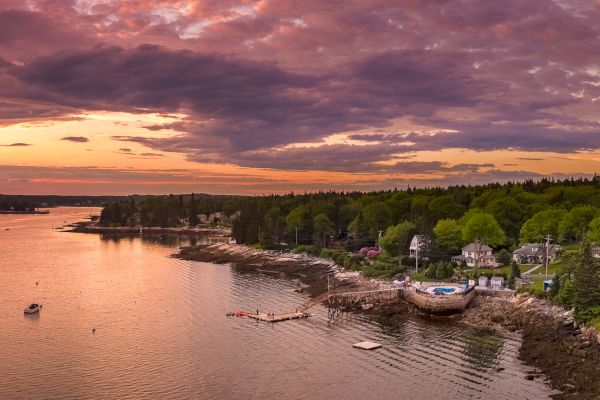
[188,194,199,227]
[511,260,521,279]
[573,243,600,321]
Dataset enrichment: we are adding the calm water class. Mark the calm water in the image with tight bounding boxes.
[0,208,558,400]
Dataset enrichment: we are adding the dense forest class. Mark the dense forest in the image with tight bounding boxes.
[98,176,600,327]
[230,177,600,251]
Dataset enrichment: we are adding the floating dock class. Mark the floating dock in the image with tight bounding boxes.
[353,341,382,350]
[247,312,311,323]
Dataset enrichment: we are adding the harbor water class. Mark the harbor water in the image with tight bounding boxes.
[0,208,558,399]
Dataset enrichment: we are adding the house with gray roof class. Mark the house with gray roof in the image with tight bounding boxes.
[512,243,561,264]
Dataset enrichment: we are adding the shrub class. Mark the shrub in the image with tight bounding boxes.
[292,245,319,256]
[367,249,381,258]
[424,261,455,280]
[497,249,512,266]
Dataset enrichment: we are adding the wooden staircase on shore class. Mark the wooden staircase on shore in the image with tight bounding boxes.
[296,292,331,313]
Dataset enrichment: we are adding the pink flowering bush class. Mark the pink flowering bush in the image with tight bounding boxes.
[367,249,381,258]
[358,247,370,256]
[358,247,381,258]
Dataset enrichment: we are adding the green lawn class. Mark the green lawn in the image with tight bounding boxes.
[561,242,581,251]
[408,272,454,282]
[528,262,562,276]
[496,264,534,276]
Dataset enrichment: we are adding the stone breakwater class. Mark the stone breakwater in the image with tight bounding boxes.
[463,294,600,400]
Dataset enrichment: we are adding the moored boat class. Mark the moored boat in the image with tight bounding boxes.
[24,303,41,314]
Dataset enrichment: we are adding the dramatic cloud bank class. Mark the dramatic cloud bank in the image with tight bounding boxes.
[1,0,600,193]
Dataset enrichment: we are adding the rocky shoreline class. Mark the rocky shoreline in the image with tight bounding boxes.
[176,242,379,297]
[463,295,600,399]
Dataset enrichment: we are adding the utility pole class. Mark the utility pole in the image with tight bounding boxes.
[295,227,298,245]
[415,235,419,274]
[545,234,552,277]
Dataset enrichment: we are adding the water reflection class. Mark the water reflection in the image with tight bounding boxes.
[462,332,505,371]
[98,233,202,247]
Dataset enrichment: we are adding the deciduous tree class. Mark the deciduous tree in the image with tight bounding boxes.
[559,205,599,242]
[313,213,335,247]
[462,212,505,269]
[379,221,416,257]
[433,218,463,253]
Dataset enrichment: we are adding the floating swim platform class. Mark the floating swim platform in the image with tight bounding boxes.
[353,341,382,350]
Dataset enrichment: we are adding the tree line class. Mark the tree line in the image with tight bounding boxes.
[99,193,244,227]
[231,176,600,253]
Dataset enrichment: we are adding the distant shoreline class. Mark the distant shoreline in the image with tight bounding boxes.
[0,210,50,215]
[69,220,230,236]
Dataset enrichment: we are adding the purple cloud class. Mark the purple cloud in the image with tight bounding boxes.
[2,0,600,178]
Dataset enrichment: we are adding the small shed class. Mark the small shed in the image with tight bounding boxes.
[490,276,504,289]
[478,276,489,287]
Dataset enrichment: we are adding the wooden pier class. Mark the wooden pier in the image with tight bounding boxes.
[232,281,477,324]
[247,312,311,323]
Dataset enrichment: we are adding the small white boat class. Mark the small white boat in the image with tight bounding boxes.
[24,303,41,314]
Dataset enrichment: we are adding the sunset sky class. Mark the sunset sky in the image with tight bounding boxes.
[1,0,600,195]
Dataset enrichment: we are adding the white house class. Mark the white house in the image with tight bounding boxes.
[452,243,499,268]
[513,243,561,264]
[409,235,428,258]
[198,212,228,224]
